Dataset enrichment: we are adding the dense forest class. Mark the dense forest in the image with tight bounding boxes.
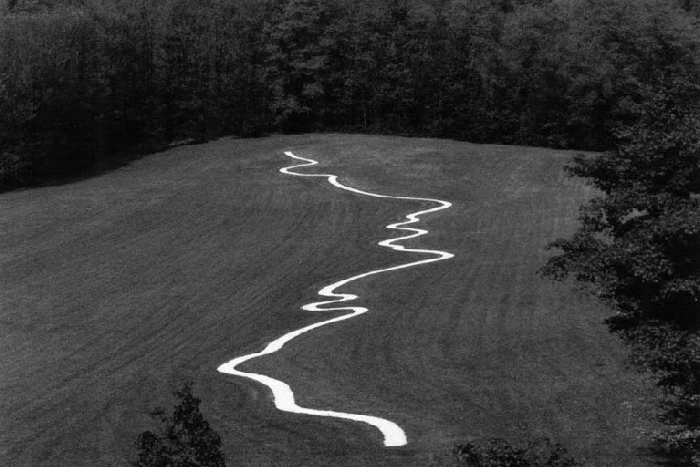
[1,0,699,464]
[1,0,699,188]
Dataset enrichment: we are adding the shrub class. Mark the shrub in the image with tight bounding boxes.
[133,383,226,467]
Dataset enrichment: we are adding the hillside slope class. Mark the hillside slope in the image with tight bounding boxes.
[0,135,658,466]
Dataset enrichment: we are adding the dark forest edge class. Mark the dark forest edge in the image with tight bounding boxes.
[1,0,699,190]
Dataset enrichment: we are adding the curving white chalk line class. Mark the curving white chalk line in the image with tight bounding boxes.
[217,151,454,447]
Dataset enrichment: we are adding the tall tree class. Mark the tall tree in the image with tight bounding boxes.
[542,78,700,464]
[263,0,335,131]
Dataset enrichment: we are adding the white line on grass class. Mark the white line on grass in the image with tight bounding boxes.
[217,151,454,447]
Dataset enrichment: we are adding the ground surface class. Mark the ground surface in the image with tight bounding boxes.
[0,134,659,466]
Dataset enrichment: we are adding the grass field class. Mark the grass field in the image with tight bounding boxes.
[0,134,659,466]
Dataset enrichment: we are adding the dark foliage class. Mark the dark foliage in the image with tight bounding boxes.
[1,0,699,190]
[543,78,700,330]
[542,79,700,465]
[453,438,581,467]
[133,383,226,467]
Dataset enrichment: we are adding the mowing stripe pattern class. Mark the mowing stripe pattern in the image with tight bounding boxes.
[217,151,454,447]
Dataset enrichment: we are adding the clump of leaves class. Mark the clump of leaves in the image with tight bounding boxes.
[453,437,581,467]
[133,382,226,467]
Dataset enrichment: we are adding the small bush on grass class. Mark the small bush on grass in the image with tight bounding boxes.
[453,437,581,467]
[133,382,226,467]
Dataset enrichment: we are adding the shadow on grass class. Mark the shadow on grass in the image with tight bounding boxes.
[0,132,270,194]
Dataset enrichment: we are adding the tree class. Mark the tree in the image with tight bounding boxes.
[542,78,700,465]
[495,0,700,149]
[542,78,700,330]
[263,0,335,131]
[133,383,226,467]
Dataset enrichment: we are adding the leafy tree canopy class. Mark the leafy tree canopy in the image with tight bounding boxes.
[543,78,700,330]
[542,77,700,464]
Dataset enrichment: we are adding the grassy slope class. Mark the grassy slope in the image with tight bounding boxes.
[0,134,658,466]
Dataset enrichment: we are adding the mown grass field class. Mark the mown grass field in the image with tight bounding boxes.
[0,135,658,466]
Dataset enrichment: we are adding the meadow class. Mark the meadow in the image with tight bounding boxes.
[0,135,658,466]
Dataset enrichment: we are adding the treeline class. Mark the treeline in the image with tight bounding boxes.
[1,0,699,188]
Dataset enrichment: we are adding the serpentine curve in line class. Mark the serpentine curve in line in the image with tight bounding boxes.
[217,151,454,447]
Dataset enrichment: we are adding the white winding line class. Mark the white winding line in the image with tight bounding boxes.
[217,151,454,447]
